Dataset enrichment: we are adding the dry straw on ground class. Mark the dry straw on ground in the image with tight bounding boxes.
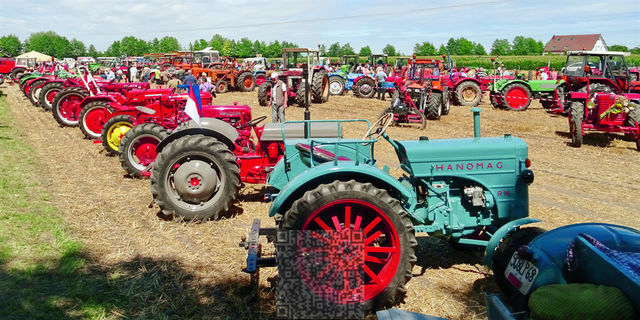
[2,84,638,319]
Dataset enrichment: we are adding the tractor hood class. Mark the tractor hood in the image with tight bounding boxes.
[394,136,528,177]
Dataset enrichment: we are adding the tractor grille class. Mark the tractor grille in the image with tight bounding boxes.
[596,94,624,126]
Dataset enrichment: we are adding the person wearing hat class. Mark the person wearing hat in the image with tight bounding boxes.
[269,72,287,122]
[183,70,198,88]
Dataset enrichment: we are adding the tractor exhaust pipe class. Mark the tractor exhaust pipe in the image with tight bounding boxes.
[472,107,481,138]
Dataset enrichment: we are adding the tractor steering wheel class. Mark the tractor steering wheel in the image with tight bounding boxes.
[239,115,267,129]
[363,113,393,142]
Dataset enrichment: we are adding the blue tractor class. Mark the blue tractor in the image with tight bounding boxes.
[241,108,535,312]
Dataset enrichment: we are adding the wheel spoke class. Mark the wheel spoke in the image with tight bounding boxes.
[364,255,386,264]
[365,246,396,253]
[331,216,342,231]
[354,215,362,230]
[344,206,351,230]
[363,217,381,234]
[364,231,382,245]
[363,265,382,285]
[313,217,332,232]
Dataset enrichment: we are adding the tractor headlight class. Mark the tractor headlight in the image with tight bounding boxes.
[520,169,534,184]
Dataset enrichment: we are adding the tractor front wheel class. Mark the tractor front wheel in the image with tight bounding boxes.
[52,87,89,127]
[101,115,135,154]
[28,79,47,106]
[569,101,584,147]
[119,123,168,179]
[425,92,443,120]
[296,80,308,107]
[150,134,240,221]
[257,82,272,107]
[354,77,376,99]
[455,81,482,106]
[79,101,110,139]
[215,80,228,94]
[237,72,256,92]
[501,83,532,111]
[329,76,345,95]
[280,180,417,312]
[39,82,64,111]
[311,69,329,103]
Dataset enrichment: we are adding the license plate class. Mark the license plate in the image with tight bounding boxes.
[504,252,538,295]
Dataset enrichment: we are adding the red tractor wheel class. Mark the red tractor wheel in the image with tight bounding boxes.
[38,82,64,111]
[79,101,110,139]
[215,80,228,94]
[150,134,241,221]
[501,83,532,111]
[281,180,417,312]
[237,72,256,92]
[257,82,272,107]
[354,77,376,99]
[101,115,135,154]
[52,87,89,127]
[455,81,482,107]
[255,73,267,87]
[119,123,168,179]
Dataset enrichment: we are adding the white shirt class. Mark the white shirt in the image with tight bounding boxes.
[540,72,549,80]
[271,81,287,106]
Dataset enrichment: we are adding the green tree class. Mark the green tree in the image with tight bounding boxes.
[0,35,22,57]
[437,44,447,55]
[87,44,98,57]
[252,40,266,56]
[609,45,628,52]
[414,41,436,56]
[221,40,234,56]
[630,47,640,54]
[359,45,372,57]
[192,39,209,51]
[148,38,160,53]
[236,38,254,58]
[69,38,86,58]
[490,39,511,55]
[25,31,71,58]
[209,34,225,51]
[105,40,121,56]
[457,38,474,55]
[319,44,327,56]
[119,36,148,56]
[382,44,396,56]
[327,42,341,57]
[446,38,459,55]
[340,43,355,55]
[473,43,487,55]
[266,40,281,58]
[158,36,180,53]
[511,36,543,55]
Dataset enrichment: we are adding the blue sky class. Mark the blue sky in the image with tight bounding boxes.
[1,0,638,53]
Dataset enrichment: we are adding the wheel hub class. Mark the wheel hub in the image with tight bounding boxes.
[462,87,477,101]
[173,160,219,203]
[360,84,372,94]
[329,81,343,94]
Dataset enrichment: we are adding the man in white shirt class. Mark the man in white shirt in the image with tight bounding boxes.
[269,72,287,122]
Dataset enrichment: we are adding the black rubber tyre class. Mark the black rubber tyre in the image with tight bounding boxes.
[52,87,89,127]
[280,180,417,312]
[501,83,532,111]
[295,80,308,107]
[101,115,135,154]
[491,227,546,301]
[490,93,503,109]
[79,101,110,139]
[39,82,64,111]
[311,69,329,103]
[441,88,451,115]
[27,79,47,106]
[150,134,240,221]
[118,123,168,179]
[425,92,442,120]
[9,68,26,79]
[236,71,256,92]
[455,81,482,107]
[215,80,228,94]
[257,82,271,106]
[569,101,584,148]
[556,84,568,115]
[328,76,345,95]
[354,77,376,99]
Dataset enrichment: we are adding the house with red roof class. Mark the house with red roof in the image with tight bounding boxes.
[544,34,608,55]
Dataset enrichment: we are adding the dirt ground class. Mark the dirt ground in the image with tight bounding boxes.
[2,84,639,319]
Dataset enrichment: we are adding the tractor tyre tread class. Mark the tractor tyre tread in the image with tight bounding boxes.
[100,114,135,155]
[52,87,89,127]
[79,101,110,139]
[118,123,168,179]
[455,81,482,107]
[38,82,65,111]
[257,82,271,107]
[426,92,442,120]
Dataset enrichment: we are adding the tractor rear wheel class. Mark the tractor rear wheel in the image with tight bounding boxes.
[296,80,308,107]
[569,101,584,147]
[501,83,532,111]
[39,82,64,111]
[52,87,89,127]
[150,134,240,221]
[455,81,482,107]
[354,77,375,99]
[311,69,329,103]
[441,88,451,115]
[329,76,345,95]
[119,123,168,179]
[9,68,26,79]
[257,82,272,107]
[215,80,228,94]
[237,72,256,92]
[491,227,546,302]
[280,180,417,312]
[28,79,47,106]
[79,101,110,139]
[425,92,442,120]
[490,93,503,109]
[101,115,135,154]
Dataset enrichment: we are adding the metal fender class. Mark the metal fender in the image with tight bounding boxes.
[268,163,416,217]
[483,217,541,267]
[452,77,483,87]
[328,74,344,81]
[79,95,117,109]
[156,118,238,152]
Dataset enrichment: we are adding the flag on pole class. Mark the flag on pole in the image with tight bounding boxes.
[185,84,203,125]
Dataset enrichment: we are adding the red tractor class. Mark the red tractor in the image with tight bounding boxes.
[378,78,427,129]
[402,57,450,120]
[564,51,640,150]
[257,48,330,107]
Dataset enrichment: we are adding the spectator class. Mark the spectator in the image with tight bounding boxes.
[142,66,150,82]
[105,68,115,81]
[199,77,214,94]
[183,70,198,88]
[375,67,387,101]
[199,72,208,84]
[115,69,123,82]
[550,67,558,80]
[130,64,138,82]
[166,74,182,91]
[269,72,287,122]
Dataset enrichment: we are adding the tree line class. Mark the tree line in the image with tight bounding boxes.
[1,31,639,59]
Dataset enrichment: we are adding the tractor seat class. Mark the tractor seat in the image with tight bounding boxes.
[295,143,351,163]
[260,122,342,141]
